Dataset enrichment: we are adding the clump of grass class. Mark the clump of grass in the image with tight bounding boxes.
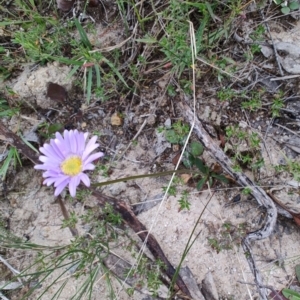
[225,125,264,174]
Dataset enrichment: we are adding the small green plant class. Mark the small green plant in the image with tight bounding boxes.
[272,92,285,117]
[273,0,300,14]
[214,56,236,82]
[38,122,64,139]
[207,221,249,253]
[241,91,262,111]
[167,85,177,97]
[61,211,78,229]
[276,157,300,182]
[225,126,264,175]
[0,147,22,180]
[162,176,182,196]
[217,88,237,102]
[242,187,252,195]
[249,24,265,56]
[102,203,123,226]
[178,190,191,210]
[164,120,190,144]
[0,99,19,117]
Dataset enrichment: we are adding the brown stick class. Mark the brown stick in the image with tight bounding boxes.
[0,122,39,165]
[91,189,192,298]
[179,101,277,299]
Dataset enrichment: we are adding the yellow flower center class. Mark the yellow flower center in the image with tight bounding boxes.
[60,156,82,176]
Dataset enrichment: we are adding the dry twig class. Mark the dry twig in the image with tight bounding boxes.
[179,101,277,300]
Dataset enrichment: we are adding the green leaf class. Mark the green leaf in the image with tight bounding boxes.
[197,177,207,190]
[193,157,209,174]
[20,134,39,154]
[282,288,300,299]
[190,141,204,157]
[184,1,206,12]
[183,153,193,168]
[295,264,300,283]
[0,149,13,180]
[67,65,81,80]
[134,37,157,44]
[273,0,282,5]
[289,1,299,10]
[281,6,290,14]
[48,123,63,135]
[74,19,92,50]
[86,67,93,104]
[165,130,180,144]
[211,174,228,183]
[94,65,101,88]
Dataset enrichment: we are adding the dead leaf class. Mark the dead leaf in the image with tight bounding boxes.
[56,0,75,11]
[268,290,287,300]
[180,174,192,184]
[111,112,123,126]
[293,215,300,227]
[46,82,68,102]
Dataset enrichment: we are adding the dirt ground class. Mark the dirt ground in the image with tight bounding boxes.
[2,2,300,300]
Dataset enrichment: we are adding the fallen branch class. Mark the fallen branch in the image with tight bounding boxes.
[179,101,277,300]
[0,123,39,165]
[91,190,192,298]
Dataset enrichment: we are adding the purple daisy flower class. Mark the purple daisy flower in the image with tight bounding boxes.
[34,130,104,197]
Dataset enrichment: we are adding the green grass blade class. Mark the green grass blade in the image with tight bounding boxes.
[67,65,81,80]
[195,12,209,53]
[94,64,101,88]
[0,148,14,180]
[86,67,93,104]
[48,56,83,66]
[74,19,92,50]
[102,57,128,88]
[20,134,39,154]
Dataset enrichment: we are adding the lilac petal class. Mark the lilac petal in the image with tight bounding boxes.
[69,130,77,153]
[54,179,69,196]
[54,138,70,157]
[50,139,65,160]
[69,176,80,197]
[43,178,57,186]
[82,163,95,171]
[37,162,60,171]
[82,136,98,160]
[83,152,103,165]
[40,144,61,162]
[76,131,85,154]
[34,164,50,170]
[79,173,90,187]
[54,175,70,187]
[55,131,64,142]
[84,132,89,141]
[42,169,61,178]
[63,130,72,152]
[82,144,99,161]
[39,155,50,163]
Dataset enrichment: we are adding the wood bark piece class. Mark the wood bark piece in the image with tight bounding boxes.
[0,122,39,165]
[91,190,192,298]
[179,101,277,299]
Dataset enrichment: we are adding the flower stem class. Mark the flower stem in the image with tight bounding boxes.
[92,168,192,187]
[56,196,78,237]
